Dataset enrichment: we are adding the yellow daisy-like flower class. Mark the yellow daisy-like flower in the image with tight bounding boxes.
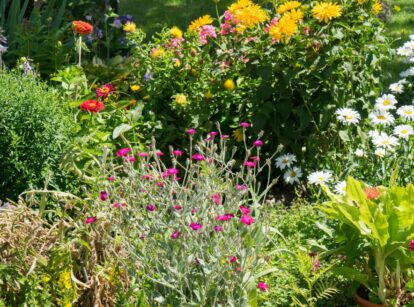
[151,48,165,58]
[312,2,342,23]
[123,22,136,33]
[233,129,244,142]
[174,93,188,105]
[224,79,236,91]
[170,26,183,38]
[188,15,213,32]
[174,59,181,67]
[228,0,268,30]
[268,15,298,42]
[130,85,140,91]
[284,8,304,22]
[372,0,382,14]
[58,271,72,290]
[393,5,401,12]
[277,1,302,14]
[228,0,252,13]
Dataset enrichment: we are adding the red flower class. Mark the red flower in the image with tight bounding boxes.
[257,281,269,292]
[80,100,105,113]
[364,187,381,200]
[72,20,93,35]
[85,216,97,224]
[96,84,114,98]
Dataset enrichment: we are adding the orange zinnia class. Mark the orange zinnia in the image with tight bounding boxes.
[364,187,381,200]
[72,20,93,35]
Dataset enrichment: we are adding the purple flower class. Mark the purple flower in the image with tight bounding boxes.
[192,153,205,161]
[312,259,320,272]
[116,147,131,157]
[143,72,153,82]
[253,140,263,147]
[215,214,234,221]
[190,222,202,230]
[147,204,156,211]
[258,281,269,292]
[186,128,196,135]
[235,184,248,191]
[214,225,223,232]
[100,191,108,201]
[243,161,256,168]
[240,122,250,128]
[239,205,250,215]
[409,240,414,251]
[113,18,123,28]
[138,152,148,158]
[171,230,181,239]
[156,151,164,157]
[85,217,97,224]
[167,168,180,175]
[240,214,255,225]
[211,193,221,205]
[173,150,183,156]
[229,255,237,263]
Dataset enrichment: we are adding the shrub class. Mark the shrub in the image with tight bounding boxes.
[0,72,73,199]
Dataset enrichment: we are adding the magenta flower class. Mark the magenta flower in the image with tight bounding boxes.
[239,205,250,215]
[240,214,255,225]
[167,168,180,175]
[147,204,156,211]
[139,234,146,240]
[192,153,205,161]
[209,131,218,137]
[312,259,320,272]
[191,208,197,215]
[96,83,114,98]
[190,222,202,230]
[240,122,250,128]
[85,216,97,224]
[171,230,181,239]
[235,184,248,191]
[215,214,235,221]
[257,281,269,292]
[100,191,108,201]
[156,151,164,157]
[243,161,256,168]
[173,205,182,210]
[250,156,260,162]
[221,134,229,139]
[155,181,164,188]
[126,155,136,163]
[229,256,237,263]
[116,147,131,157]
[143,174,152,180]
[173,150,184,156]
[138,152,148,158]
[409,240,414,251]
[214,225,223,232]
[253,140,263,147]
[108,176,115,181]
[199,25,217,45]
[211,193,221,205]
[186,128,196,135]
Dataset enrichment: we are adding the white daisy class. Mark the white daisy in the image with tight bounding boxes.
[283,167,302,184]
[335,108,361,125]
[355,148,365,157]
[275,154,297,170]
[397,46,413,57]
[374,94,397,111]
[307,171,332,186]
[400,67,414,77]
[368,130,380,138]
[397,105,414,120]
[398,78,408,84]
[334,181,347,195]
[410,35,414,41]
[409,57,414,63]
[372,132,398,149]
[375,148,386,158]
[403,40,414,50]
[394,124,414,139]
[369,110,395,126]
[389,82,404,94]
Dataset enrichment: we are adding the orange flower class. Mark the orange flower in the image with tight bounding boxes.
[80,100,105,113]
[72,21,93,35]
[364,187,381,200]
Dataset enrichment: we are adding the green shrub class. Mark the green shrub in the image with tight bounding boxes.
[0,72,73,199]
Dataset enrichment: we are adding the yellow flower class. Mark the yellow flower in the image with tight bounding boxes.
[123,22,136,33]
[174,59,181,67]
[224,79,236,91]
[357,0,365,4]
[312,2,342,23]
[205,91,213,100]
[130,99,137,105]
[268,15,298,42]
[284,8,304,22]
[393,5,401,12]
[174,94,188,105]
[130,85,140,91]
[188,15,213,32]
[58,271,72,290]
[143,95,150,101]
[151,48,165,58]
[228,0,268,30]
[42,274,51,283]
[372,0,382,14]
[170,26,183,38]
[277,1,302,14]
[233,129,244,142]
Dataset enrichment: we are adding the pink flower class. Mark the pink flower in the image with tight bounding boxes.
[190,222,202,230]
[240,122,250,128]
[214,225,223,232]
[199,25,217,45]
[155,181,164,188]
[250,156,260,162]
[100,191,108,201]
[209,131,218,137]
[192,153,205,161]
[116,147,131,157]
[156,151,164,157]
[221,134,229,139]
[186,128,196,135]
[171,230,181,239]
[312,259,320,272]
[173,150,183,156]
[191,208,197,215]
[96,83,114,98]
[229,256,237,263]
[147,204,156,211]
[258,281,269,292]
[409,240,414,251]
[108,176,115,181]
[112,202,127,208]
[126,155,136,163]
[211,193,221,205]
[240,214,255,225]
[235,184,248,191]
[167,168,180,175]
[143,174,152,180]
[304,26,310,36]
[253,140,263,147]
[243,161,256,168]
[173,205,182,210]
[138,152,148,158]
[215,214,235,221]
[85,216,97,224]
[140,234,146,240]
[239,205,250,215]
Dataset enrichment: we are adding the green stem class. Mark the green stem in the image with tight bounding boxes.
[75,36,82,101]
[374,247,387,305]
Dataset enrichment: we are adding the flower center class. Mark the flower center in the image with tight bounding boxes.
[283,159,289,164]
[377,115,385,120]
[101,87,110,93]
[383,100,390,105]
[345,115,353,120]
[401,129,408,134]
[290,171,296,177]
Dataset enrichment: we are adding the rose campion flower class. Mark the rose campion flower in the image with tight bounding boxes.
[312,259,320,272]
[240,122,250,128]
[138,152,148,158]
[173,150,183,156]
[211,193,221,205]
[250,156,260,162]
[155,181,164,188]
[126,155,136,163]
[143,174,152,180]
[243,161,256,168]
[190,222,202,230]
[156,151,164,157]
[221,134,229,139]
[239,205,250,215]
[173,205,182,210]
[209,131,218,137]
[85,216,97,224]
[108,176,115,181]
[214,225,223,232]
[167,168,180,175]
[364,187,381,200]
[192,153,205,161]
[253,140,263,147]
[235,184,248,191]
[409,240,414,251]
[240,214,255,225]
[147,204,156,211]
[215,214,234,221]
[186,128,196,135]
[116,147,130,157]
[229,256,237,263]
[171,230,181,239]
[100,191,108,201]
[258,281,269,292]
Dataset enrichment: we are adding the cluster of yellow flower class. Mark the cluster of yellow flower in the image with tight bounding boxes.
[228,0,269,33]
[269,1,304,42]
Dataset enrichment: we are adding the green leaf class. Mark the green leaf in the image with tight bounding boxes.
[113,124,132,139]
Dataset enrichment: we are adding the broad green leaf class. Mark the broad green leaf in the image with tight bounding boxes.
[113,124,132,139]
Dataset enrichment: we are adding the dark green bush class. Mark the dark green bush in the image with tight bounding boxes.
[0,72,72,199]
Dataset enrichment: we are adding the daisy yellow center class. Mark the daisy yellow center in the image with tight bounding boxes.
[401,129,408,134]
[290,171,296,177]
[100,87,110,93]
[381,139,390,145]
[345,115,353,120]
[283,159,289,164]
[317,176,324,182]
[383,99,390,105]
[377,115,385,120]
[404,111,412,115]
